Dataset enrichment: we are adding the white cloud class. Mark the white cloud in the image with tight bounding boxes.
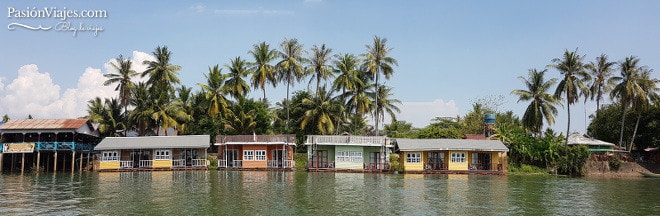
[0,51,154,120]
[383,99,460,128]
[0,76,5,92]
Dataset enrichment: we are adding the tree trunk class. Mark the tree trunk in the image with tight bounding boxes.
[286,72,291,133]
[618,106,627,148]
[629,113,641,152]
[374,72,380,136]
[565,91,570,146]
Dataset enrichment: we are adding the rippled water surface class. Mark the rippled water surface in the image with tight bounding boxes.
[0,171,658,215]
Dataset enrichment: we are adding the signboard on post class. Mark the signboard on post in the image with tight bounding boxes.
[3,143,35,153]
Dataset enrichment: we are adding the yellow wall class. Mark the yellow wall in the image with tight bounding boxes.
[448,150,468,170]
[153,160,172,168]
[401,151,424,171]
[99,161,120,170]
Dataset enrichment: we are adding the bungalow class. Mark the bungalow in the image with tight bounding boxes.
[94,135,210,171]
[215,134,295,170]
[567,133,617,152]
[396,138,508,174]
[305,135,392,172]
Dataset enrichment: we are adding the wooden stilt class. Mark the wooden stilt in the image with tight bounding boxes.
[79,151,83,172]
[71,151,76,173]
[0,153,3,173]
[53,151,58,172]
[36,151,41,172]
[21,153,25,175]
[11,153,15,172]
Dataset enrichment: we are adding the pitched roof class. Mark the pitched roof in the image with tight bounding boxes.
[215,134,296,145]
[396,138,508,152]
[566,134,616,147]
[0,119,90,130]
[95,135,210,150]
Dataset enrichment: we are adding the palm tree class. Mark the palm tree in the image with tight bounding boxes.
[306,44,334,92]
[87,97,125,137]
[104,54,137,136]
[224,56,252,100]
[371,84,401,131]
[586,54,617,114]
[142,46,182,100]
[223,104,258,135]
[629,68,659,151]
[276,38,306,132]
[362,36,398,135]
[301,87,343,135]
[511,69,560,135]
[550,48,590,144]
[198,65,229,117]
[610,56,643,148]
[332,53,363,95]
[151,97,191,136]
[128,82,155,136]
[249,42,278,101]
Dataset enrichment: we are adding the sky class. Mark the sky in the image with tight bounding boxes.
[1,1,659,135]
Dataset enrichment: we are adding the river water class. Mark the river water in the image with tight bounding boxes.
[0,171,658,215]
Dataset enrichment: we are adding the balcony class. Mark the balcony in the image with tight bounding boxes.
[267,160,293,168]
[363,162,391,171]
[120,161,133,169]
[305,135,390,147]
[218,160,243,168]
[307,160,335,169]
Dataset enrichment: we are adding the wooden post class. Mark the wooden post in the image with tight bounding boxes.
[21,153,25,175]
[0,153,3,173]
[36,151,41,172]
[71,151,76,173]
[79,151,83,172]
[11,153,15,172]
[53,151,58,172]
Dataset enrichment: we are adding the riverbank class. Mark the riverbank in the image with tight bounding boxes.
[586,160,660,178]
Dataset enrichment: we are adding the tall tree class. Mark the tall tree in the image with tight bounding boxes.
[104,54,137,136]
[362,36,398,135]
[306,44,334,92]
[249,42,278,101]
[128,82,155,136]
[198,65,229,117]
[301,87,343,135]
[627,67,659,151]
[276,38,306,133]
[610,56,643,148]
[224,56,252,100]
[511,69,560,135]
[550,48,590,144]
[142,46,182,100]
[332,53,363,95]
[371,84,401,132]
[586,54,617,114]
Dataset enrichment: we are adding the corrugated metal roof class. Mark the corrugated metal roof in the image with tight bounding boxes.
[0,119,90,130]
[216,134,296,145]
[95,135,210,150]
[567,134,616,147]
[396,138,509,152]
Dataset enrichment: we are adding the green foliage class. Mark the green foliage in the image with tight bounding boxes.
[498,125,590,176]
[508,164,547,174]
[416,126,463,139]
[208,154,218,170]
[389,153,403,172]
[589,103,660,149]
[608,156,621,171]
[294,153,308,171]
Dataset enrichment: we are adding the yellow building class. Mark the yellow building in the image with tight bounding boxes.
[396,139,508,174]
[95,135,210,171]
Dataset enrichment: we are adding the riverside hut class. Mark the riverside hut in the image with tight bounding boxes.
[395,138,508,174]
[215,134,295,170]
[305,135,393,172]
[94,135,210,171]
[0,119,100,173]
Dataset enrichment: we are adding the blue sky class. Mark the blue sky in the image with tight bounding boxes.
[1,1,659,134]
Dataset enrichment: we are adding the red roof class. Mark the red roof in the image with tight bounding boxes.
[0,119,90,130]
[463,134,488,140]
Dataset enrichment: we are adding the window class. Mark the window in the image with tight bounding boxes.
[350,151,363,163]
[451,152,466,163]
[337,151,350,162]
[154,150,171,160]
[102,151,119,161]
[243,150,254,161]
[255,150,266,161]
[406,152,421,163]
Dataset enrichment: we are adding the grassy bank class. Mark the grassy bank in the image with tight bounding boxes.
[507,164,549,175]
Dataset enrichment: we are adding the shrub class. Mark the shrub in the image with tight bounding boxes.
[389,153,403,173]
[608,156,622,171]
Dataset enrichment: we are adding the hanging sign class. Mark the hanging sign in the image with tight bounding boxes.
[4,143,35,153]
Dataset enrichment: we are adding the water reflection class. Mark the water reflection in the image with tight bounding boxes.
[0,172,658,215]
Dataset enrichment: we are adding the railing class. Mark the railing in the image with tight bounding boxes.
[364,162,391,171]
[305,135,389,146]
[469,163,495,171]
[218,160,242,168]
[120,161,133,169]
[172,159,186,167]
[267,160,293,168]
[307,160,335,169]
[192,159,207,167]
[139,160,153,168]
[218,134,296,143]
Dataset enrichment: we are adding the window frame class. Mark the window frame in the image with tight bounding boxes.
[406,152,421,163]
[154,150,172,160]
[101,151,119,161]
[451,152,466,163]
[243,150,254,161]
[255,150,266,161]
